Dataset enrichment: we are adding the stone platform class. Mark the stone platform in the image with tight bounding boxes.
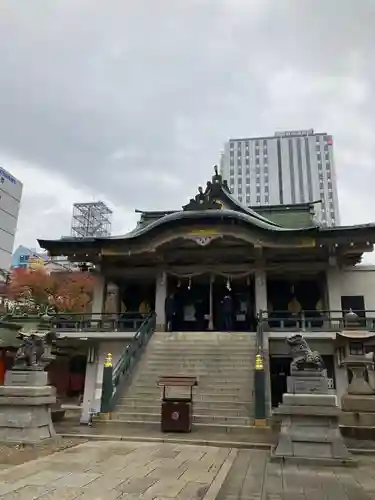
[273,390,354,465]
[0,370,56,443]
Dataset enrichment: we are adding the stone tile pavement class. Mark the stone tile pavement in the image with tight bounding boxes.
[216,449,375,500]
[0,440,236,499]
[1,441,375,499]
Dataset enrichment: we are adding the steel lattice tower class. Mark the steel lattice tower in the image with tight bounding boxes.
[71,201,113,238]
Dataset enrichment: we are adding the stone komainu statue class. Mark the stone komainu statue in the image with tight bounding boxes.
[286,334,325,372]
[14,331,57,370]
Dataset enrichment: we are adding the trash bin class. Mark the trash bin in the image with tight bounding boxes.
[158,376,198,433]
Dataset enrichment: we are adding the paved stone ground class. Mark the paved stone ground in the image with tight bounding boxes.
[216,449,375,500]
[0,441,235,499]
[1,441,375,499]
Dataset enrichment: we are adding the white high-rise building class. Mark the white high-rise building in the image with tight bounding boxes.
[220,129,340,226]
[0,166,23,270]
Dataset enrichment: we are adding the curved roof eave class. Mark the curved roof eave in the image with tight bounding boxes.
[221,188,282,228]
[107,209,316,241]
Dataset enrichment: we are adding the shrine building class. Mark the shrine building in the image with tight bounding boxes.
[37,167,375,423]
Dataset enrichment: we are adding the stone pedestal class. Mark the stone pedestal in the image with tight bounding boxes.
[341,394,375,427]
[273,374,353,465]
[0,370,56,443]
[340,356,375,440]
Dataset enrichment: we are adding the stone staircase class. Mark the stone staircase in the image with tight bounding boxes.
[112,331,267,433]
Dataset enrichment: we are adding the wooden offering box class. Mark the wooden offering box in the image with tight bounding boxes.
[157,376,198,433]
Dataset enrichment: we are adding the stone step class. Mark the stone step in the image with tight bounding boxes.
[124,390,253,401]
[142,362,253,368]
[137,366,254,376]
[132,382,252,391]
[134,375,252,384]
[112,411,253,426]
[115,403,250,416]
[137,368,252,376]
[144,349,256,361]
[152,332,256,339]
[103,419,262,435]
[117,397,253,409]
[151,346,256,350]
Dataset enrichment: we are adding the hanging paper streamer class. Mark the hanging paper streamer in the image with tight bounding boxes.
[226,278,231,291]
[188,277,192,290]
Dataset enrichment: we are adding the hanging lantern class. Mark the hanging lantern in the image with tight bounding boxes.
[188,277,192,290]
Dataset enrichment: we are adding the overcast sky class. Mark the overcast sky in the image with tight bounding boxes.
[1,1,374,261]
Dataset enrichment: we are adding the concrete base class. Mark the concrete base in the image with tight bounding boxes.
[274,393,354,465]
[0,370,56,444]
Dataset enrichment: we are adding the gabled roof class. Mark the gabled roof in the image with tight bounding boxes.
[37,166,375,258]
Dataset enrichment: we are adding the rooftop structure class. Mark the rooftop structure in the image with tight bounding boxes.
[71,201,112,238]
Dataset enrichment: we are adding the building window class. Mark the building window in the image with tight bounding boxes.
[255,140,259,147]
[246,196,250,204]
[230,142,234,149]
[238,168,242,175]
[237,142,241,148]
[230,158,234,167]
[341,295,365,316]
[265,185,269,193]
[246,185,250,194]
[265,196,269,203]
[256,186,260,194]
[245,158,249,165]
[245,141,249,148]
[256,195,261,203]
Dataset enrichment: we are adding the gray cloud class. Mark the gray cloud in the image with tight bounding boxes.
[0,0,374,254]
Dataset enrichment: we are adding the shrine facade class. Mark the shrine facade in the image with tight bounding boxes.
[39,167,375,335]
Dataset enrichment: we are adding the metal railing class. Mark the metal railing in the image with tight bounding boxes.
[100,312,156,413]
[0,311,151,332]
[258,309,375,332]
[49,312,150,332]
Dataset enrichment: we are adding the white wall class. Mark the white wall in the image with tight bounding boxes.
[327,265,375,311]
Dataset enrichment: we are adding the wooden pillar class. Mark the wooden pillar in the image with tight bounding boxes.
[208,275,214,331]
[155,271,167,331]
[255,269,267,316]
[92,273,107,319]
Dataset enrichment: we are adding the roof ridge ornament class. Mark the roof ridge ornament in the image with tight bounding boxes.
[182,165,224,211]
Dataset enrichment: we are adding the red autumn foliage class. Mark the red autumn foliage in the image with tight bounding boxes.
[7,267,95,313]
